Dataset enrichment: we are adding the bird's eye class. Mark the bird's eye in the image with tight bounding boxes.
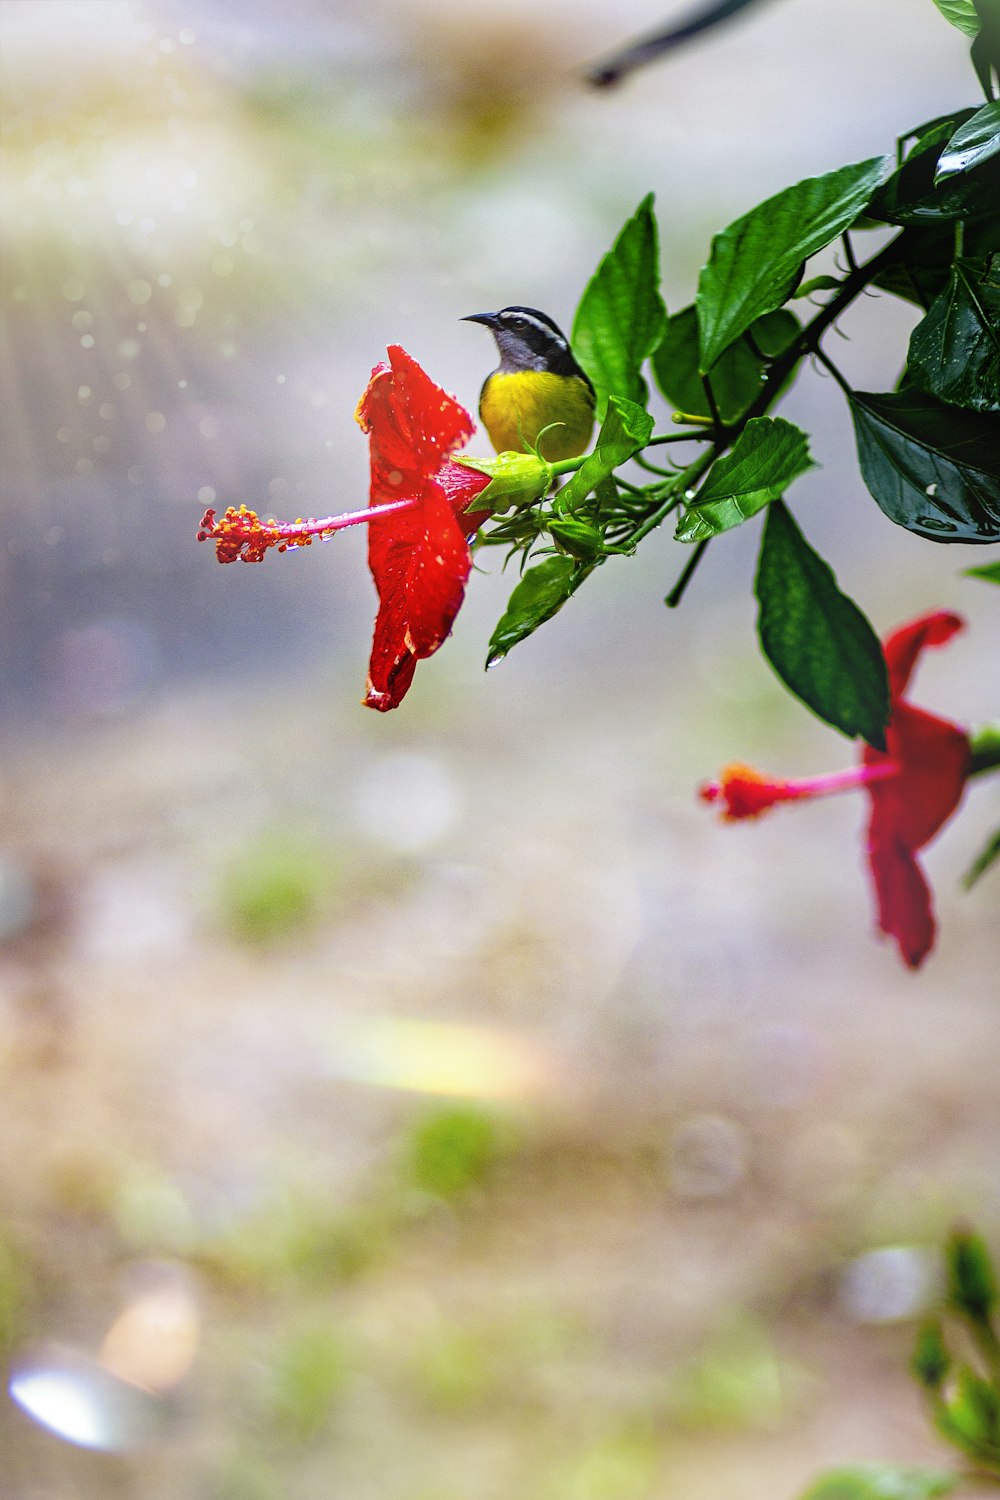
[509,316,527,330]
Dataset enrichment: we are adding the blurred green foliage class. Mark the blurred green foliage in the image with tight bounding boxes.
[533,1423,660,1500]
[912,1228,1000,1468]
[266,1322,350,1441]
[406,1321,506,1413]
[400,1105,517,1200]
[797,1466,957,1499]
[210,1451,282,1500]
[216,833,342,945]
[663,1313,792,1432]
[201,1194,391,1292]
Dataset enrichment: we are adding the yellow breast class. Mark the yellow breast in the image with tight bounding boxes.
[479,371,595,462]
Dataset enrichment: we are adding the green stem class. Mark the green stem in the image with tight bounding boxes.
[813,345,855,397]
[626,450,716,549]
[841,230,859,275]
[633,453,678,477]
[741,231,906,427]
[533,233,910,617]
[549,454,589,476]
[627,234,908,600]
[665,539,709,608]
[614,475,650,498]
[647,429,715,446]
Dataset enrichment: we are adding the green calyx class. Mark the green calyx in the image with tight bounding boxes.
[969,720,1000,778]
[457,451,553,515]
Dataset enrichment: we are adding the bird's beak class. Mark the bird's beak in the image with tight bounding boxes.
[461,312,499,327]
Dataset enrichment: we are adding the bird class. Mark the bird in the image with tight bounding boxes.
[462,306,595,462]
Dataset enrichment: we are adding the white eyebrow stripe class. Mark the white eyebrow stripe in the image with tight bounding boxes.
[500,311,568,349]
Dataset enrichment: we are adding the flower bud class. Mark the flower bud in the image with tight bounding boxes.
[456,451,552,514]
[547,516,603,560]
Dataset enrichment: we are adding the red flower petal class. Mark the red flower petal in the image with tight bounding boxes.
[865,703,970,852]
[861,611,970,968]
[699,609,974,971]
[358,350,490,711]
[356,346,477,501]
[867,827,935,969]
[882,609,964,700]
[364,478,476,711]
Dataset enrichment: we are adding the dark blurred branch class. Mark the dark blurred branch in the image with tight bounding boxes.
[585,0,778,88]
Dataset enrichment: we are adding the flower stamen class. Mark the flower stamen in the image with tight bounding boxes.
[700,759,900,821]
[197,497,421,564]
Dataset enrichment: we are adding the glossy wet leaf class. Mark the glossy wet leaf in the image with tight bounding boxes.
[652,306,800,423]
[850,390,1000,542]
[675,417,813,542]
[797,1465,957,1500]
[696,155,890,370]
[908,257,1000,411]
[755,501,889,747]
[486,555,578,666]
[936,100,1000,180]
[869,113,998,224]
[573,194,667,416]
[929,0,980,36]
[555,395,653,511]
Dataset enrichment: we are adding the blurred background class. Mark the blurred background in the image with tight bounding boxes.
[1,1,998,1495]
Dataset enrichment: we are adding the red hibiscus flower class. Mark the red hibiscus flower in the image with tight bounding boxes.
[198,346,492,711]
[700,611,972,969]
[355,346,491,710]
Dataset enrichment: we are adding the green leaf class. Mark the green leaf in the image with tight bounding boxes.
[947,1226,997,1324]
[965,559,1000,582]
[874,220,998,311]
[971,14,1000,100]
[696,155,890,371]
[941,1365,1000,1447]
[963,826,1000,888]
[486,555,578,667]
[675,417,814,542]
[869,114,999,225]
[912,1320,950,1388]
[555,395,653,511]
[929,0,980,36]
[797,1465,957,1500]
[874,223,963,310]
[849,390,1000,543]
[755,501,890,747]
[572,194,667,417]
[908,257,1000,411]
[652,306,800,424]
[936,100,1000,180]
